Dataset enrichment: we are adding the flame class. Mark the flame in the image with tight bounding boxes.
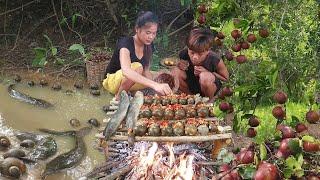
[130,142,194,179]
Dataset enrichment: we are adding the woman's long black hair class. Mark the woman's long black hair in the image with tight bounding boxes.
[135,11,158,67]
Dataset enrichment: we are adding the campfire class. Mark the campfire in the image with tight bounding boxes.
[87,141,218,179]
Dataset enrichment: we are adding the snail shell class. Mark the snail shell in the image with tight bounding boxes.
[27,81,35,86]
[0,136,11,150]
[0,157,26,178]
[88,118,100,127]
[3,149,26,159]
[69,118,81,127]
[20,139,36,148]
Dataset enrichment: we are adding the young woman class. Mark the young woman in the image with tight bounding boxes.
[103,11,172,99]
[171,28,229,102]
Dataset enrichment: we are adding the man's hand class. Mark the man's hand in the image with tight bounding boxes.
[177,60,189,71]
[194,66,208,76]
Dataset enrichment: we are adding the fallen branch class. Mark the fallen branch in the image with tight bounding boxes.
[0,0,37,16]
[168,20,194,37]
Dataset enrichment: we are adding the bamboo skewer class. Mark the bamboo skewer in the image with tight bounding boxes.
[96,133,232,142]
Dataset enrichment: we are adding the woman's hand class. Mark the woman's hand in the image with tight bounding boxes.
[194,66,208,76]
[177,60,189,71]
[153,83,172,96]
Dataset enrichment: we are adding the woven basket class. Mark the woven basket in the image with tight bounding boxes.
[86,59,108,88]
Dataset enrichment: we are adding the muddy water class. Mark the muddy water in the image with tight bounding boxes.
[0,78,113,180]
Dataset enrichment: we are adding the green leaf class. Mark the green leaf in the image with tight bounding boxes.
[51,47,57,56]
[302,135,315,142]
[72,13,81,28]
[239,165,256,179]
[33,48,47,59]
[271,70,278,89]
[54,58,65,65]
[288,139,302,155]
[43,34,53,47]
[69,44,85,56]
[290,116,300,126]
[283,167,293,178]
[38,57,47,66]
[259,143,267,160]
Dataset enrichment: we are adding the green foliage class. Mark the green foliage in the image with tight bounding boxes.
[32,35,62,67]
[238,165,256,180]
[283,154,304,178]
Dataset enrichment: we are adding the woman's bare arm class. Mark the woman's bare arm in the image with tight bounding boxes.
[120,48,158,89]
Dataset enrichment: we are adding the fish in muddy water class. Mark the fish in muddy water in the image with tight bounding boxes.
[15,132,58,161]
[8,84,54,108]
[103,91,130,140]
[125,91,144,145]
[40,126,91,178]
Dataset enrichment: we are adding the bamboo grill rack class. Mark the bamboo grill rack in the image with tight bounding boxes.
[86,59,109,87]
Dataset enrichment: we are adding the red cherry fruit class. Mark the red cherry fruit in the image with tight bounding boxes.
[219,102,230,112]
[247,34,257,43]
[254,162,279,180]
[225,51,234,61]
[249,116,260,127]
[197,14,206,24]
[236,55,247,64]
[273,91,288,104]
[280,126,295,139]
[247,128,257,138]
[197,4,207,13]
[259,28,269,38]
[241,41,250,49]
[276,138,293,158]
[217,32,225,39]
[231,29,242,39]
[295,123,307,133]
[272,106,286,120]
[236,149,254,164]
[306,110,319,124]
[303,141,320,152]
[231,44,241,52]
[222,87,233,97]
